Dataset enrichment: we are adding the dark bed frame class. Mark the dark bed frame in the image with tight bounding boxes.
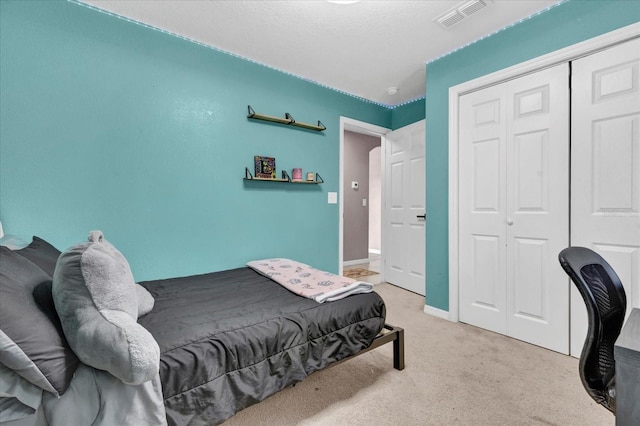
[337,323,405,370]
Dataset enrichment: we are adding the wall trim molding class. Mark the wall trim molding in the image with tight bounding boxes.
[423,304,450,321]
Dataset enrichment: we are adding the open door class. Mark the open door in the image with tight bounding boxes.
[383,120,426,295]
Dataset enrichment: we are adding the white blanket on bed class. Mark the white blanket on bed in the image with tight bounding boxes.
[247,258,373,303]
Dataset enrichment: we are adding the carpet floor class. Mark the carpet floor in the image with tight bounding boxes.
[224,283,614,426]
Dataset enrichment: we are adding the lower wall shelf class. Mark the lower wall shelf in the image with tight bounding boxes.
[244,168,323,184]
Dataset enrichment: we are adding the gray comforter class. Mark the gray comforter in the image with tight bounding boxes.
[138,267,386,426]
[1,364,166,426]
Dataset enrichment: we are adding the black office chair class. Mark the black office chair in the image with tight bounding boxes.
[558,247,627,414]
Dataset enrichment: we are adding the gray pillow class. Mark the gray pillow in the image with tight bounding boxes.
[0,247,79,396]
[14,236,61,277]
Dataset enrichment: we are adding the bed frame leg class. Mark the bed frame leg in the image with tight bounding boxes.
[335,323,405,371]
[393,327,405,370]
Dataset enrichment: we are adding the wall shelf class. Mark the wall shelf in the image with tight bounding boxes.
[244,168,323,184]
[247,105,326,132]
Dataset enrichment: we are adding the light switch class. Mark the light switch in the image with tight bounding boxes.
[328,192,337,204]
[362,198,367,207]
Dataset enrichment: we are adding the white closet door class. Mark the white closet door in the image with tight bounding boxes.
[570,38,640,357]
[459,84,508,334]
[505,64,569,354]
[459,63,569,353]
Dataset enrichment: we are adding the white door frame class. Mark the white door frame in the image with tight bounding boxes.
[448,23,640,323]
[339,117,390,276]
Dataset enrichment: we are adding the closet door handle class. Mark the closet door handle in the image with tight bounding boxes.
[417,214,426,219]
[506,218,514,226]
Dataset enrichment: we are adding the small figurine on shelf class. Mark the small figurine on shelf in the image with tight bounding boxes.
[254,156,276,179]
[306,172,315,181]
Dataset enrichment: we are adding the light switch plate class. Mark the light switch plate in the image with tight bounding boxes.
[328,192,337,204]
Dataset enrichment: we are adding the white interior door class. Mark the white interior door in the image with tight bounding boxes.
[384,120,426,295]
[570,38,640,357]
[459,64,570,353]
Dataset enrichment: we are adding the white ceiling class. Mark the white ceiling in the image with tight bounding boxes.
[80,0,561,107]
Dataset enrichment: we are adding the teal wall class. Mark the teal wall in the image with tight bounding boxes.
[0,0,394,281]
[391,98,425,130]
[425,0,640,311]
[5,0,633,298]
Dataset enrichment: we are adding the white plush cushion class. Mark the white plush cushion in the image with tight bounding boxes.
[52,231,159,385]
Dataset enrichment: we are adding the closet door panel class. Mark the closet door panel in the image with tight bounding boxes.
[571,38,640,356]
[459,85,508,334]
[592,116,639,213]
[512,237,546,317]
[513,130,549,211]
[592,244,639,311]
[471,235,502,307]
[505,64,570,354]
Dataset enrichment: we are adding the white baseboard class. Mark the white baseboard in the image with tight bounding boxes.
[423,304,453,321]
[343,258,369,267]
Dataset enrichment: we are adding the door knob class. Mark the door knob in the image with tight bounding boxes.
[506,218,514,226]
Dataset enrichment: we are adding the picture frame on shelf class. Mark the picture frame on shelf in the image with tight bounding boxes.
[254,156,276,179]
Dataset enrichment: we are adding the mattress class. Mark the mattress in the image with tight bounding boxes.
[138,267,386,426]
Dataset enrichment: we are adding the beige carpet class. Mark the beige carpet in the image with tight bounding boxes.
[224,283,614,426]
[343,268,378,279]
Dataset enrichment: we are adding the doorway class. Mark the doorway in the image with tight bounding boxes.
[342,132,382,284]
[339,117,389,278]
[342,131,381,262]
[339,117,426,297]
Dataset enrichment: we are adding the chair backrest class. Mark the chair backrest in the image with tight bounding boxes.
[558,247,627,414]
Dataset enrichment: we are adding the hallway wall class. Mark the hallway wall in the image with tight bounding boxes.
[343,131,380,262]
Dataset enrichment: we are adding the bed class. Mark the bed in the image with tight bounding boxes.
[0,236,404,426]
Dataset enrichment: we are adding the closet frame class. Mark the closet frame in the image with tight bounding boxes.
[447,22,640,325]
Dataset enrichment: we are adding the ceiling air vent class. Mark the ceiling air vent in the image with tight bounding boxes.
[435,0,490,29]
[459,0,487,16]
[437,10,465,28]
